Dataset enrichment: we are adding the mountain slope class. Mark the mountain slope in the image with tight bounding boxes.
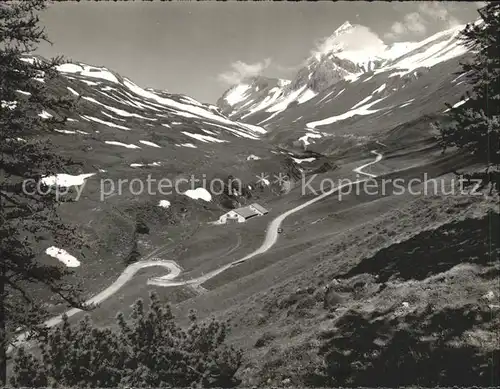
[14,56,334,304]
[10,16,499,388]
[217,22,470,136]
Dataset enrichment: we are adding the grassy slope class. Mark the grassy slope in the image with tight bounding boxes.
[15,52,499,387]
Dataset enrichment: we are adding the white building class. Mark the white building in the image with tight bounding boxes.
[218,203,268,224]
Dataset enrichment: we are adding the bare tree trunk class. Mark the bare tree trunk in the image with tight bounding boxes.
[0,271,7,387]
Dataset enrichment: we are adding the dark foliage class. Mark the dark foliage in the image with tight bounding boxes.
[438,2,500,189]
[11,293,243,388]
[1,1,87,384]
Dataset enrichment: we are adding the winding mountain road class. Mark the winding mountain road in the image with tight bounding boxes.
[10,150,382,352]
[147,150,383,287]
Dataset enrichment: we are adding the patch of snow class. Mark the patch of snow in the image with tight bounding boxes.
[20,57,37,64]
[317,90,336,104]
[45,246,80,268]
[375,24,467,78]
[373,83,386,94]
[16,90,31,96]
[388,71,407,78]
[257,110,284,125]
[210,123,260,139]
[452,72,469,83]
[67,87,79,96]
[298,132,323,146]
[225,84,251,105]
[363,74,375,83]
[443,97,469,112]
[202,129,218,136]
[399,98,415,108]
[183,188,212,202]
[382,41,421,61]
[237,121,266,134]
[55,63,82,73]
[247,154,261,161]
[82,115,130,130]
[297,89,318,104]
[351,96,373,110]
[41,173,95,187]
[158,200,171,208]
[236,100,256,112]
[179,95,203,106]
[104,141,140,149]
[452,98,469,108]
[122,78,263,136]
[38,110,52,119]
[344,73,363,83]
[291,157,316,164]
[101,111,126,122]
[266,85,307,113]
[79,79,100,86]
[139,140,161,148]
[241,87,283,119]
[130,163,161,168]
[82,96,156,121]
[54,129,76,134]
[180,143,197,148]
[181,131,227,143]
[33,78,45,83]
[333,88,346,99]
[307,97,387,128]
[57,63,119,84]
[173,110,199,119]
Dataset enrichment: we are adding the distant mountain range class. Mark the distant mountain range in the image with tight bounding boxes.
[217,21,471,131]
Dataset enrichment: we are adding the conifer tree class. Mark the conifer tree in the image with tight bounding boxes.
[1,1,86,384]
[11,293,243,388]
[438,2,500,190]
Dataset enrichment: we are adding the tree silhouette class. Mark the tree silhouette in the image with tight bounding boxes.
[1,1,87,384]
[437,2,500,191]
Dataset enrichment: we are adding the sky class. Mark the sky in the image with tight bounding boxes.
[37,1,484,104]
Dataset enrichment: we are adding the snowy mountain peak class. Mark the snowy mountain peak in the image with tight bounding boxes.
[334,21,355,36]
[217,22,472,123]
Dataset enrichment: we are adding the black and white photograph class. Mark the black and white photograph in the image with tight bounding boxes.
[0,0,499,387]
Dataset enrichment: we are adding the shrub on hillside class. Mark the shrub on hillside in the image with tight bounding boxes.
[11,293,243,388]
[124,240,141,265]
[136,219,150,234]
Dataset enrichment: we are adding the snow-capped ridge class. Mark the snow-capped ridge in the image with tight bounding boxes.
[218,22,472,122]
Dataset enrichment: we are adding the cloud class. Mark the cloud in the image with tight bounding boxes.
[385,2,461,41]
[312,24,386,59]
[218,58,271,85]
